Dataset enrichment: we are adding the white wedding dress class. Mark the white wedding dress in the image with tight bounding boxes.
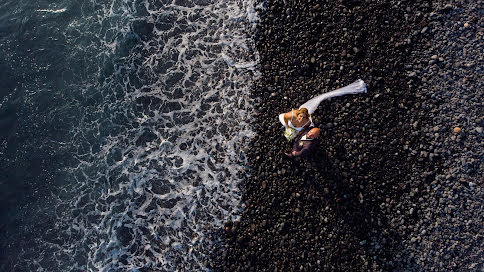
[298,79,367,114]
[278,79,366,141]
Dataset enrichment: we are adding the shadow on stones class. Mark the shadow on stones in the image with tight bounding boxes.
[210,140,422,271]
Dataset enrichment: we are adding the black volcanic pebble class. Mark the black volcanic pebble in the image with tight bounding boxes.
[210,0,483,271]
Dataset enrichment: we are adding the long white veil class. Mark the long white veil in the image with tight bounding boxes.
[299,79,367,114]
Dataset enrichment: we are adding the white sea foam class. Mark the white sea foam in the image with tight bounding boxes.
[24,0,260,271]
[36,8,67,13]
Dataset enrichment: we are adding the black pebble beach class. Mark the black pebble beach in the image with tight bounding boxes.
[211,0,483,271]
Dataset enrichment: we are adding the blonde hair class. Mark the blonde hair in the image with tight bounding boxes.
[293,107,309,117]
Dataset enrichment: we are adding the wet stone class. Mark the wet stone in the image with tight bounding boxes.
[211,1,484,271]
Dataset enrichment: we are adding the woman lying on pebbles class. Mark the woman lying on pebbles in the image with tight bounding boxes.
[279,108,314,141]
[279,79,367,141]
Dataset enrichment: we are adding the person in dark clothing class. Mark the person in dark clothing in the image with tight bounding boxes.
[285,127,320,158]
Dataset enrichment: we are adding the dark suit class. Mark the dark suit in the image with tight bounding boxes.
[288,127,319,158]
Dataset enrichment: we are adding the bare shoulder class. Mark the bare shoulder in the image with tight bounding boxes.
[283,111,293,120]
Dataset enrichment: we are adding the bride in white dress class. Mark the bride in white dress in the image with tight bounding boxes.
[279,79,367,141]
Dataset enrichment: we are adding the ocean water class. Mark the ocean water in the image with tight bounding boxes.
[0,0,259,271]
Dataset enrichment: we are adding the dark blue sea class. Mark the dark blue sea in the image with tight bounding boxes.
[0,0,259,270]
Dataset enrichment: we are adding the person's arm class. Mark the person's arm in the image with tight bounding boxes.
[285,138,300,158]
[283,111,293,127]
[292,141,317,157]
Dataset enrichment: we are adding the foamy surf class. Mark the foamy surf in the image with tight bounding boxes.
[3,0,258,271]
[36,8,67,13]
[13,0,260,271]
